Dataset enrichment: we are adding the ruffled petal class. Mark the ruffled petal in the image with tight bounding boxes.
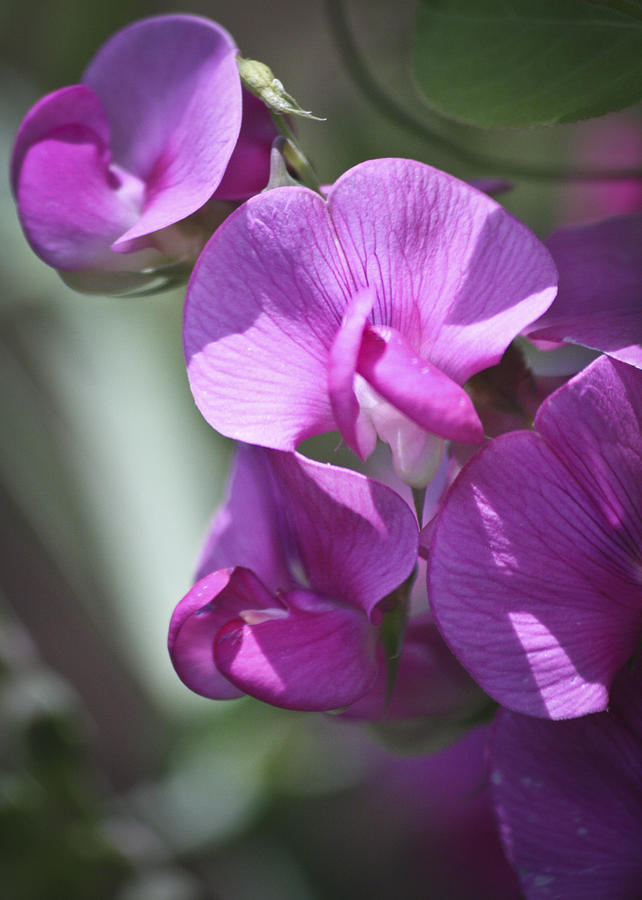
[328,158,558,383]
[214,588,378,710]
[530,213,642,369]
[83,15,242,243]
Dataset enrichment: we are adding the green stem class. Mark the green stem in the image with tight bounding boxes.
[326,0,642,182]
[270,113,324,193]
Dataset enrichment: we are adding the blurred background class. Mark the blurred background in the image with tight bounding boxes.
[1,1,640,897]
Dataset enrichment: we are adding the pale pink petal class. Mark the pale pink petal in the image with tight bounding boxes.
[83,15,242,244]
[184,188,348,448]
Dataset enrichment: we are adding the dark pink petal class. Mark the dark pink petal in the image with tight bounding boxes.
[341,615,482,721]
[16,123,156,270]
[83,15,242,244]
[266,451,418,621]
[357,325,483,443]
[530,213,642,369]
[328,159,558,383]
[214,588,378,710]
[490,665,642,899]
[195,444,293,591]
[429,358,642,718]
[327,287,377,457]
[213,90,277,201]
[11,85,110,195]
[184,187,347,448]
[168,568,245,700]
[535,355,642,543]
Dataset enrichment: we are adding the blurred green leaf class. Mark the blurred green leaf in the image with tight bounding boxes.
[414,0,642,126]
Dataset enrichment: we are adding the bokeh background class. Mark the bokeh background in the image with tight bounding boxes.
[1,1,640,897]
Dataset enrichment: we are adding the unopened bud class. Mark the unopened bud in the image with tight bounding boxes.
[238,58,325,120]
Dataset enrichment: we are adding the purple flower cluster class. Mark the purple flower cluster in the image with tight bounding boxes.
[12,14,642,899]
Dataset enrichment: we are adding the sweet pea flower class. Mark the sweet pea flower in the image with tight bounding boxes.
[529,212,642,369]
[490,663,642,899]
[428,354,642,719]
[168,445,418,711]
[184,158,557,486]
[11,15,276,294]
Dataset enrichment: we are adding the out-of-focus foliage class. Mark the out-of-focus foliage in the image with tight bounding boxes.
[414,0,642,127]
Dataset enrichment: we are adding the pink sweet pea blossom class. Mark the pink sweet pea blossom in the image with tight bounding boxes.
[490,663,642,899]
[529,212,642,369]
[184,158,557,486]
[11,15,276,293]
[168,445,418,711]
[428,354,642,719]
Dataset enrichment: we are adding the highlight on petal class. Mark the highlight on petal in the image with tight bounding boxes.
[184,187,347,448]
[530,213,642,369]
[83,15,243,243]
[490,664,642,900]
[215,589,379,711]
[429,356,642,718]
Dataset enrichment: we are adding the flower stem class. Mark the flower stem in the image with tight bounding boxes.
[270,113,324,194]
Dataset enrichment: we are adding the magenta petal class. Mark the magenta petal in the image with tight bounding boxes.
[213,90,277,201]
[11,85,110,195]
[83,15,242,243]
[16,123,150,270]
[184,188,346,448]
[429,358,642,718]
[342,615,482,721]
[357,325,484,443]
[328,158,558,382]
[196,444,293,590]
[490,665,642,900]
[530,213,642,369]
[328,287,377,457]
[169,568,244,700]
[215,589,378,710]
[266,451,419,622]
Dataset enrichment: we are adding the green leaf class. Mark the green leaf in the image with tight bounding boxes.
[413,0,642,127]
